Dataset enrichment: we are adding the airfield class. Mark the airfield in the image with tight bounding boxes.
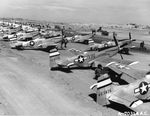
[0,24,150,116]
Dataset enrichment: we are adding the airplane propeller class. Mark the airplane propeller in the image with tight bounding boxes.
[120,53,123,59]
[113,32,124,60]
[129,32,131,40]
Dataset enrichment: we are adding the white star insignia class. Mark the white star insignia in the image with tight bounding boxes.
[134,82,150,95]
[140,83,148,93]
[78,57,84,62]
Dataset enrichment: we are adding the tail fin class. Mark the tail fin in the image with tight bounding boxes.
[49,48,60,69]
[90,74,113,105]
[129,32,136,42]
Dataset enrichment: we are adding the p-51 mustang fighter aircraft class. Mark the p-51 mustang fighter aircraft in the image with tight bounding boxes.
[90,71,150,109]
[49,35,124,69]
[88,41,116,51]
[118,32,136,54]
[88,32,136,54]
[73,34,94,44]
[10,37,60,52]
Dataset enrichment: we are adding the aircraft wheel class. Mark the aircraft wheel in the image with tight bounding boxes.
[67,66,70,69]
[84,40,89,45]
[123,48,129,54]
[90,47,93,51]
[94,48,97,51]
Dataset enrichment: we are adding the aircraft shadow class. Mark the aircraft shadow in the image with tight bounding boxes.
[70,67,93,70]
[89,93,135,113]
[121,52,133,55]
[110,73,129,85]
[142,99,150,103]
[89,93,97,102]
[16,48,51,53]
[131,47,150,54]
[50,67,73,73]
[51,67,92,73]
[106,101,136,113]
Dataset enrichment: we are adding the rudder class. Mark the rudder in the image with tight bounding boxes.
[91,74,113,105]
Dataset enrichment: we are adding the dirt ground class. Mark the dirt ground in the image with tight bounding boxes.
[0,29,150,116]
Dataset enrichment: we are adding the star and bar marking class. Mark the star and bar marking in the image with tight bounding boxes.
[134,81,150,95]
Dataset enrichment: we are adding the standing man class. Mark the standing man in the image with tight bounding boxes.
[61,26,65,49]
[140,41,145,49]
[61,26,68,49]
[94,64,103,80]
[64,35,68,48]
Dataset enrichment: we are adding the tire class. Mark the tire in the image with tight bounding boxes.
[120,48,129,54]
[123,48,129,54]
[84,40,89,45]
[94,48,98,51]
[90,47,93,51]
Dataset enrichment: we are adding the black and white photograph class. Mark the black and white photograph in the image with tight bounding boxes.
[0,0,150,115]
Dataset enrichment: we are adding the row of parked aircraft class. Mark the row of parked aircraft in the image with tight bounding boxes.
[1,20,149,112]
[48,28,150,111]
[49,32,136,69]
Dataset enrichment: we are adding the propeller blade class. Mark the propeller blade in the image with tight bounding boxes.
[129,32,131,40]
[120,53,123,59]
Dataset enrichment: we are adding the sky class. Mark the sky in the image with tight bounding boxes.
[0,0,150,24]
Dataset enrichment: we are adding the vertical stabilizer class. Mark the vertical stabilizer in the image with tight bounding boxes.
[90,74,113,105]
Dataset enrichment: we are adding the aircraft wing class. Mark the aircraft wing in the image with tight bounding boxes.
[95,57,139,81]
[37,43,57,48]
[95,57,138,68]
[74,34,94,44]
[68,48,84,56]
[109,90,143,108]
[121,44,136,49]
[57,59,75,68]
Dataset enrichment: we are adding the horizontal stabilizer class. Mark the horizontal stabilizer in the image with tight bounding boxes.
[49,50,60,57]
[130,100,143,108]
[88,39,94,44]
